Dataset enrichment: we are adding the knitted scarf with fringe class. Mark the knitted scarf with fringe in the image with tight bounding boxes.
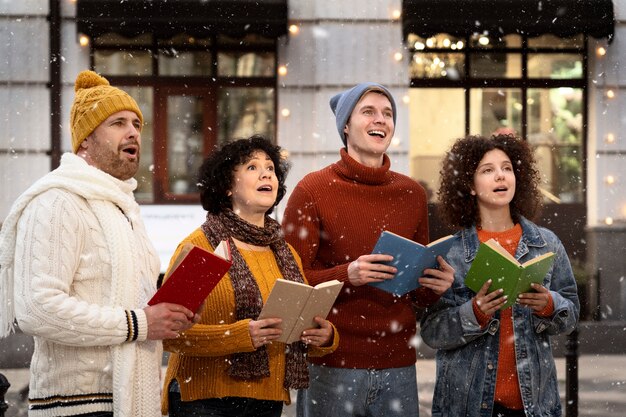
[201,209,309,389]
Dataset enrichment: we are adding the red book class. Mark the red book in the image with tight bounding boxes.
[148,241,232,312]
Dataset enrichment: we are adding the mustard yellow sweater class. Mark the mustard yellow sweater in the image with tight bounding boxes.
[161,228,339,414]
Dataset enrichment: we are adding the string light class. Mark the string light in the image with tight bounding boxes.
[289,24,299,35]
[278,65,288,76]
[78,34,89,47]
[280,108,291,117]
[402,94,410,104]
[605,217,614,225]
[394,52,403,62]
[605,175,615,185]
[605,133,616,144]
[597,47,607,56]
[606,89,615,99]
[391,9,401,20]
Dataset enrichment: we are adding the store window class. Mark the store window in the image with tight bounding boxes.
[90,33,278,203]
[407,33,586,206]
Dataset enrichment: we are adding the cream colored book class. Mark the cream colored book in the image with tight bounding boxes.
[258,279,343,344]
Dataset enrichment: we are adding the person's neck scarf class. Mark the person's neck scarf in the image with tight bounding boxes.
[201,208,309,389]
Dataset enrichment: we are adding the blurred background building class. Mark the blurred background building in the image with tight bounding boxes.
[0,1,624,364]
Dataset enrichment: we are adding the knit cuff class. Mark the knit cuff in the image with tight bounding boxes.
[534,293,555,318]
[472,298,492,328]
[125,309,148,342]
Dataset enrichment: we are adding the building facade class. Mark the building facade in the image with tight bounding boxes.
[1,0,624,321]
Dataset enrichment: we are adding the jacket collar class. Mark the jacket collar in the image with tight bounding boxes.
[460,216,548,262]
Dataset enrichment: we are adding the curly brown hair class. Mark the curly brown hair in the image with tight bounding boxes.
[197,135,290,215]
[437,134,542,229]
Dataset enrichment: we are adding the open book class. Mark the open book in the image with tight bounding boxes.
[258,279,344,344]
[368,231,456,296]
[465,238,555,309]
[148,241,232,312]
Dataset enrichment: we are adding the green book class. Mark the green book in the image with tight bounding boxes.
[465,238,555,309]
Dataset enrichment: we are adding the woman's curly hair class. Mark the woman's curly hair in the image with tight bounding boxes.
[437,134,542,230]
[197,134,290,215]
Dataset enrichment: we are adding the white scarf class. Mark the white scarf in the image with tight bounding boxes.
[0,152,160,416]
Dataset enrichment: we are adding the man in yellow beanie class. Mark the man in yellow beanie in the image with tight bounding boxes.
[0,70,199,417]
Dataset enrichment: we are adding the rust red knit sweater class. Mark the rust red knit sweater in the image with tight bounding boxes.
[282,149,438,369]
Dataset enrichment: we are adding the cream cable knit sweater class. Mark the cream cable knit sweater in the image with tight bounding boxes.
[0,153,161,416]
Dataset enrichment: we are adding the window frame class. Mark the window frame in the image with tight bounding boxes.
[408,33,589,259]
[88,33,279,204]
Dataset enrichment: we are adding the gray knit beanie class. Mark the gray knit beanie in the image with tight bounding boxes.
[329,82,397,147]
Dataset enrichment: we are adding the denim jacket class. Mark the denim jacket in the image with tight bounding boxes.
[420,217,579,417]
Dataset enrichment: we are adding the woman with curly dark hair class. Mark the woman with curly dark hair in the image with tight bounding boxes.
[421,134,579,417]
[161,135,338,417]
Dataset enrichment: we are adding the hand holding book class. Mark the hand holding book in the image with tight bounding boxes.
[465,239,555,310]
[367,231,456,296]
[257,279,343,344]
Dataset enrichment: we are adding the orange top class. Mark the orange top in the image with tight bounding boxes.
[473,224,554,410]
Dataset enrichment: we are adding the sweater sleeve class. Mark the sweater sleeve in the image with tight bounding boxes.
[282,184,349,286]
[14,190,132,346]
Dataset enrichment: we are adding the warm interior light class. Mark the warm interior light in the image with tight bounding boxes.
[289,24,299,35]
[278,65,288,76]
[478,36,490,46]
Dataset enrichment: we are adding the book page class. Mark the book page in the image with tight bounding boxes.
[521,251,554,268]
[485,239,519,264]
[426,234,453,248]
[164,243,194,281]
[258,279,313,343]
[213,240,231,261]
[289,280,343,342]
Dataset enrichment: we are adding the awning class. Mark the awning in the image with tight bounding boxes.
[76,0,288,40]
[402,0,614,42]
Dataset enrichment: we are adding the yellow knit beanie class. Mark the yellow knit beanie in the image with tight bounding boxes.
[70,70,144,153]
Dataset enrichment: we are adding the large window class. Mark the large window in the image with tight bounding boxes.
[91,33,278,203]
[407,33,586,206]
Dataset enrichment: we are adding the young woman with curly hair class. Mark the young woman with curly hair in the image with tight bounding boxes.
[421,134,579,417]
[161,135,339,417]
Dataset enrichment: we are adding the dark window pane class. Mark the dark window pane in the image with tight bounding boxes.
[217,52,275,77]
[527,88,583,203]
[94,50,152,76]
[218,87,275,145]
[410,52,465,79]
[470,53,521,78]
[528,53,583,79]
[469,88,522,135]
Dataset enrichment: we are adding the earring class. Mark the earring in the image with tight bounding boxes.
[226,191,232,196]
[470,190,476,196]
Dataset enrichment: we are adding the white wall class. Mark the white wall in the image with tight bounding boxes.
[587,0,626,225]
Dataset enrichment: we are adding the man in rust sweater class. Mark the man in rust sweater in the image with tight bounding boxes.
[282,82,455,417]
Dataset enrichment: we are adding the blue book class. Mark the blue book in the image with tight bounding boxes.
[368,231,456,296]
